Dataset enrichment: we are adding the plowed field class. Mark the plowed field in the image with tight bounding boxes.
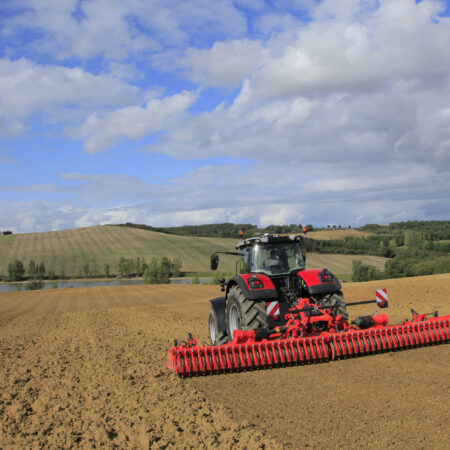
[1,274,449,448]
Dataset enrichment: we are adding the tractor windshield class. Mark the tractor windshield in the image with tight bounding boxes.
[249,242,305,275]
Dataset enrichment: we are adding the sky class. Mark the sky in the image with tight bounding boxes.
[1,0,450,233]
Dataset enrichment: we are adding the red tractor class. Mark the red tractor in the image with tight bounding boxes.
[167,233,449,377]
[208,233,348,345]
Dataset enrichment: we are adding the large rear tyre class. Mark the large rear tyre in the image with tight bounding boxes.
[208,307,228,346]
[226,285,269,341]
[313,291,348,320]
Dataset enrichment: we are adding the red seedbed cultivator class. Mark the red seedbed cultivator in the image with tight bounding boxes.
[167,291,450,377]
[166,233,450,377]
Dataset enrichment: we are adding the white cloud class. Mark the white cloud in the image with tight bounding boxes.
[2,154,449,233]
[68,90,197,153]
[2,0,247,61]
[1,0,450,231]
[181,39,267,88]
[0,58,144,136]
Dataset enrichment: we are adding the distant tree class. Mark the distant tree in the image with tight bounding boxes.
[118,256,126,277]
[27,260,36,279]
[171,257,182,277]
[133,257,141,276]
[118,256,133,277]
[141,259,148,275]
[83,263,90,278]
[159,257,171,283]
[143,258,160,284]
[404,230,424,248]
[160,256,171,275]
[48,269,56,280]
[8,260,25,281]
[37,263,46,280]
[104,263,110,278]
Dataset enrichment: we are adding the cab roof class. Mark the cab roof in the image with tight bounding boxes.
[236,233,303,250]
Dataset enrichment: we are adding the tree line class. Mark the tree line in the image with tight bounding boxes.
[114,222,315,238]
[303,235,398,257]
[117,256,182,284]
[352,248,450,282]
[3,256,183,285]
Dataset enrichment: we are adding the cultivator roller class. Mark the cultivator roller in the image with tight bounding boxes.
[167,293,450,378]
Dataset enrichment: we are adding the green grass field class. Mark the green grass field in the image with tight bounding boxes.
[0,226,387,279]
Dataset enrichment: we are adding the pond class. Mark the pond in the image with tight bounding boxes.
[0,277,213,293]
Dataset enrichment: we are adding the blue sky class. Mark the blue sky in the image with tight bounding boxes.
[1,0,450,233]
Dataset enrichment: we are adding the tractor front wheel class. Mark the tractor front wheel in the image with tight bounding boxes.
[208,307,228,346]
[226,285,269,341]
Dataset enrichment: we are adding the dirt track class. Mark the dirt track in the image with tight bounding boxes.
[0,275,449,448]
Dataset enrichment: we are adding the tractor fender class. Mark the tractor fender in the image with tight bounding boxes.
[297,268,342,295]
[226,275,278,301]
[209,297,227,333]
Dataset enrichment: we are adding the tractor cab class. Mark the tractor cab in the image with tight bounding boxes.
[239,235,306,275]
[210,233,306,276]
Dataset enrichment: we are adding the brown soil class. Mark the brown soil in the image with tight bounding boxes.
[1,275,449,449]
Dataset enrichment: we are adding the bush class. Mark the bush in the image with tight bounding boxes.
[25,280,44,290]
[143,258,170,284]
[351,260,384,282]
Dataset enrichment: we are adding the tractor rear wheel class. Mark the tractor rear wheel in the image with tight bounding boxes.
[226,285,269,341]
[312,291,348,320]
[208,307,228,346]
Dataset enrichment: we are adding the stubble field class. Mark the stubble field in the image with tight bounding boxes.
[0,274,449,448]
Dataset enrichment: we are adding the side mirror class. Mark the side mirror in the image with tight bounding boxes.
[210,253,219,271]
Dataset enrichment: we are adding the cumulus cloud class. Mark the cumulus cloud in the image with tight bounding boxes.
[179,39,268,88]
[0,58,145,136]
[1,0,450,231]
[1,0,247,60]
[68,90,197,153]
[2,154,449,233]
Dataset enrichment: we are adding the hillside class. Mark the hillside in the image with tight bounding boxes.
[304,228,368,240]
[0,226,387,279]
